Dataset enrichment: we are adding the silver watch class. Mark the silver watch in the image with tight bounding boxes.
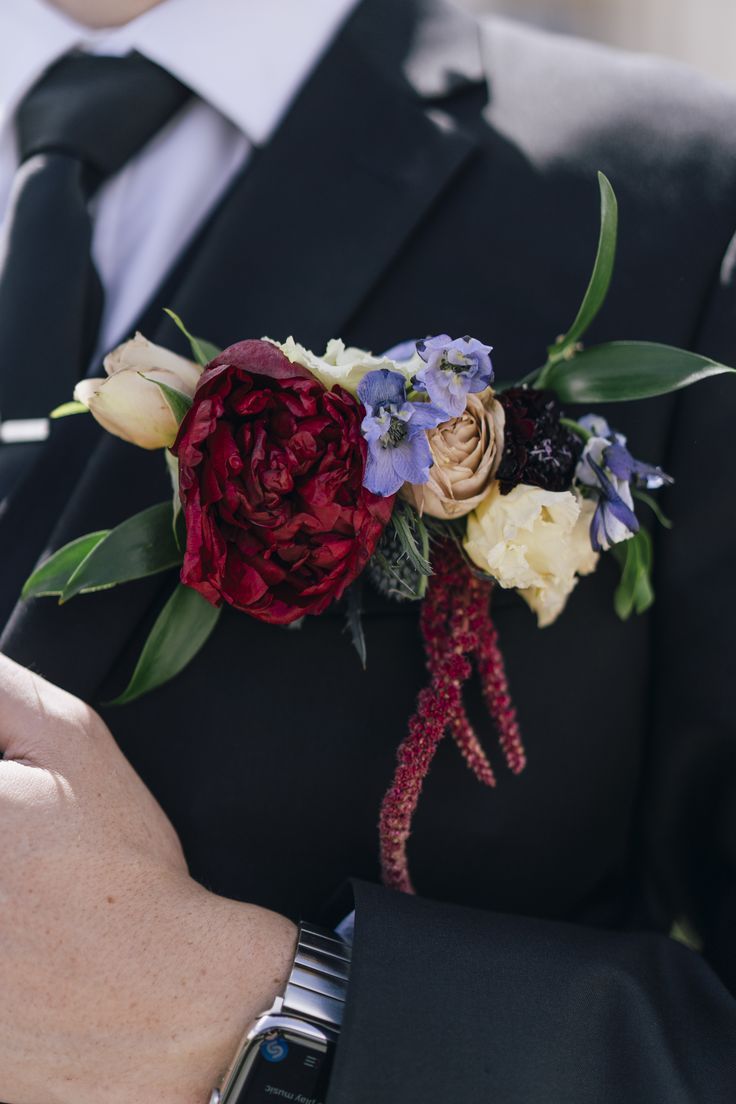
[209,922,351,1104]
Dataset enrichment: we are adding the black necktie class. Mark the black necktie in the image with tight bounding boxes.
[0,52,192,491]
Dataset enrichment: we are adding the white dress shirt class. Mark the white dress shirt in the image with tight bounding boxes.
[0,0,358,365]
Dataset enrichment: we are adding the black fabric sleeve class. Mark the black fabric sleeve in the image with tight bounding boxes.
[326,880,736,1103]
[326,236,736,1104]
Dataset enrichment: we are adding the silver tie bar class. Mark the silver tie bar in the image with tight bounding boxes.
[0,418,50,444]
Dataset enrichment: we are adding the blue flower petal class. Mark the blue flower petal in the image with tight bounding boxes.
[603,495,640,538]
[630,458,674,490]
[363,445,403,497]
[391,433,434,485]
[579,413,612,438]
[465,374,490,395]
[417,334,453,361]
[408,400,447,430]
[414,367,464,417]
[588,459,639,545]
[361,410,388,444]
[357,368,407,412]
[414,334,493,418]
[383,338,420,362]
[604,442,635,480]
[590,501,607,553]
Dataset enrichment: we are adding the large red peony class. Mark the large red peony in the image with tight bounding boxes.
[172,340,394,624]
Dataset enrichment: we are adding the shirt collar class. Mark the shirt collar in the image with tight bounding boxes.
[0,1,83,132]
[1,0,360,145]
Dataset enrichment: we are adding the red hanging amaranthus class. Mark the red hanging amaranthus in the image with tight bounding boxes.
[379,539,526,894]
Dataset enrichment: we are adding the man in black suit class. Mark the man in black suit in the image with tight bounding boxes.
[1,0,735,1100]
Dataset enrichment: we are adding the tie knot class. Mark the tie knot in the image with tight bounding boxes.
[16,51,192,179]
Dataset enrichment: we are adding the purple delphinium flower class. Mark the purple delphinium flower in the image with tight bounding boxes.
[585,452,641,552]
[414,334,494,418]
[357,369,446,497]
[576,415,673,552]
[577,415,672,492]
[382,338,421,363]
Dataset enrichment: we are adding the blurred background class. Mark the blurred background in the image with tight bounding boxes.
[457,0,735,87]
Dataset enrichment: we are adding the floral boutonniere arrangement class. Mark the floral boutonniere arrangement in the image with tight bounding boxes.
[27,174,735,892]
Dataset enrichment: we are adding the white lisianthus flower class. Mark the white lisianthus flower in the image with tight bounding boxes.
[275,336,414,396]
[464,483,599,627]
[74,333,201,450]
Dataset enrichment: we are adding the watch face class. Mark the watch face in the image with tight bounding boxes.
[241,1031,334,1103]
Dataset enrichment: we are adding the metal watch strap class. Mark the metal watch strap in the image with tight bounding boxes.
[281,922,351,1031]
[209,923,351,1104]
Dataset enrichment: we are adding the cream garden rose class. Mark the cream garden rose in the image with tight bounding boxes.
[276,336,415,395]
[74,333,201,449]
[403,389,504,519]
[464,483,599,627]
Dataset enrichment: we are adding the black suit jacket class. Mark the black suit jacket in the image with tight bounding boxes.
[2,2,736,1099]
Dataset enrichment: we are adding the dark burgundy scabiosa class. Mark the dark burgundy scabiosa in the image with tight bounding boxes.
[495,387,582,495]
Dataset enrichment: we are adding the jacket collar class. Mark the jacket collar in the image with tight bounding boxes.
[142,0,486,351]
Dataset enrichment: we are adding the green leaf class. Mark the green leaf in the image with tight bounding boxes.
[669,917,703,952]
[612,529,655,620]
[559,172,618,349]
[632,528,655,613]
[22,531,110,599]
[50,400,89,419]
[345,583,367,668]
[164,449,186,551]
[107,584,221,705]
[164,308,221,368]
[61,503,182,602]
[633,489,673,530]
[194,337,222,364]
[371,549,423,600]
[613,549,636,620]
[543,341,736,404]
[143,375,192,424]
[391,503,432,577]
[390,508,431,600]
[539,172,618,384]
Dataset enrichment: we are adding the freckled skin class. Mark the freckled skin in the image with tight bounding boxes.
[0,654,296,1104]
[3,10,299,1098]
[48,0,166,29]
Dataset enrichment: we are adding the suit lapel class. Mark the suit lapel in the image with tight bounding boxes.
[0,0,482,698]
[140,0,480,351]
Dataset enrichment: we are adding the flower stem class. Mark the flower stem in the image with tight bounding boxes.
[560,416,593,442]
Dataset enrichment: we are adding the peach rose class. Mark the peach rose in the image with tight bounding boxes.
[403,389,504,520]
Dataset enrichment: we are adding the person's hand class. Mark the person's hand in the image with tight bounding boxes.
[0,653,297,1104]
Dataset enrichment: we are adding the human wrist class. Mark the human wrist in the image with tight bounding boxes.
[128,877,298,1104]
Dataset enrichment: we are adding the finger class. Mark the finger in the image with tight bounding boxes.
[0,652,50,760]
[0,652,87,764]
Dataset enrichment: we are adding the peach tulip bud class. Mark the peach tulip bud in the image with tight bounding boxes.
[74,333,201,450]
